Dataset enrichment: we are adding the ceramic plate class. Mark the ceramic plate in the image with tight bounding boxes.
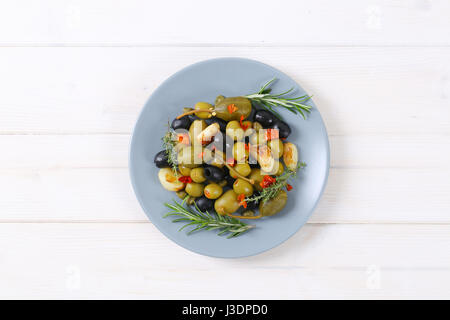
[129,58,329,258]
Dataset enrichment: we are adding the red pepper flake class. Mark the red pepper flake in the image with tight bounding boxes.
[227,104,238,114]
[197,151,205,159]
[244,143,250,151]
[237,194,247,209]
[286,184,293,191]
[265,129,279,141]
[260,175,276,189]
[239,115,249,131]
[226,157,236,167]
[177,133,190,145]
[281,137,287,141]
[210,145,217,151]
[178,176,192,184]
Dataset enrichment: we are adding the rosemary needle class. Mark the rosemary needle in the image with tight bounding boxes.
[163,200,254,238]
[244,78,312,119]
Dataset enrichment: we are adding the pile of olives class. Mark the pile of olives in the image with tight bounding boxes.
[155,95,298,218]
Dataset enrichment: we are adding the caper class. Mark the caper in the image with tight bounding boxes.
[176,190,187,199]
[268,139,284,159]
[226,120,244,141]
[186,196,196,205]
[185,182,204,197]
[190,167,206,183]
[214,97,252,122]
[249,168,264,191]
[233,178,254,197]
[204,183,223,199]
[214,190,240,215]
[218,180,228,187]
[194,102,214,119]
[242,210,255,217]
[259,190,288,216]
[178,164,192,176]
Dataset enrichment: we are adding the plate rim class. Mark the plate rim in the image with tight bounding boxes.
[129,57,330,258]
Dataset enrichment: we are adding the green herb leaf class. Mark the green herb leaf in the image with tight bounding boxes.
[163,200,254,238]
[244,78,312,120]
[245,162,306,204]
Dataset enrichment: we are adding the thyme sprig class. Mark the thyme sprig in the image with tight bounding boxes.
[163,199,254,238]
[162,125,179,175]
[244,78,312,119]
[246,162,307,204]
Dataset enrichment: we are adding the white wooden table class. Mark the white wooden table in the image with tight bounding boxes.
[1,0,449,299]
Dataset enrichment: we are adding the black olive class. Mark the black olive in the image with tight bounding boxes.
[195,196,214,212]
[204,166,225,182]
[205,117,227,132]
[254,110,276,128]
[225,175,235,187]
[248,156,259,168]
[246,191,260,210]
[171,117,191,130]
[154,150,170,168]
[271,119,291,139]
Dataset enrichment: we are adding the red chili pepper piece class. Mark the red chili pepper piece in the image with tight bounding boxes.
[265,129,279,141]
[178,176,192,183]
[260,175,276,189]
[237,194,247,208]
[227,104,238,114]
[286,183,293,191]
[239,115,249,131]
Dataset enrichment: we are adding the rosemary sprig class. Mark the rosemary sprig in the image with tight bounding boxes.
[162,126,179,175]
[163,199,254,238]
[246,162,306,204]
[244,78,312,119]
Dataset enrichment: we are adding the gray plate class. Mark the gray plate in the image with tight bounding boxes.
[129,58,329,258]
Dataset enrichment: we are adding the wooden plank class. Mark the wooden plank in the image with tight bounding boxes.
[0,223,448,299]
[1,134,449,169]
[0,47,449,135]
[1,0,450,45]
[0,167,448,223]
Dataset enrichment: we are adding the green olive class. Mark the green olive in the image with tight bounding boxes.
[214,190,240,215]
[204,183,223,199]
[233,178,254,197]
[176,190,187,199]
[185,182,204,197]
[233,141,249,163]
[214,97,252,122]
[253,121,263,131]
[249,130,266,146]
[189,119,207,143]
[190,167,206,183]
[203,148,225,168]
[226,120,244,141]
[234,163,251,177]
[268,139,284,159]
[177,146,201,168]
[249,168,264,191]
[178,164,192,176]
[194,102,214,119]
[259,190,288,216]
